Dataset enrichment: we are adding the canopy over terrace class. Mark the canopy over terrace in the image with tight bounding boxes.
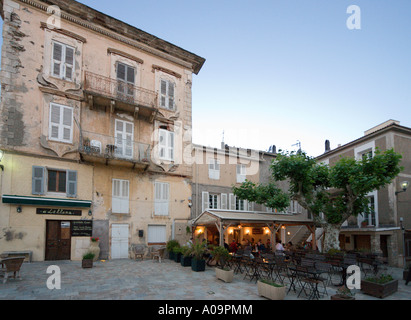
[192,209,316,249]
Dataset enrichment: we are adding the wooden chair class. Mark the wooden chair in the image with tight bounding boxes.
[0,256,25,284]
[133,244,146,261]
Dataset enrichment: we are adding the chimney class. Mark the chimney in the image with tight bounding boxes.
[221,141,225,149]
[268,145,276,154]
[325,140,330,153]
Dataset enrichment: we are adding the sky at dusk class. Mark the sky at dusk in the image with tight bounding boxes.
[4,0,411,157]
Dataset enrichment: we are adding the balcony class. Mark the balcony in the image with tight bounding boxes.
[79,130,151,169]
[84,71,158,122]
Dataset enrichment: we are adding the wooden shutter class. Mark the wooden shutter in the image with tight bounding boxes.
[155,182,169,216]
[115,119,134,159]
[49,104,61,140]
[62,107,73,142]
[112,179,129,214]
[160,80,167,108]
[64,46,74,80]
[221,193,227,210]
[66,170,77,198]
[167,131,174,161]
[52,42,63,77]
[168,81,174,110]
[148,225,166,244]
[32,166,45,195]
[49,103,73,143]
[229,193,236,210]
[202,191,209,212]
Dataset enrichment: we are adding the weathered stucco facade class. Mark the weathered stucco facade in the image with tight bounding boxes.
[317,120,411,267]
[0,0,205,261]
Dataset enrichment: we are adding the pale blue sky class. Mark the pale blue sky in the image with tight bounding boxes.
[7,1,411,156]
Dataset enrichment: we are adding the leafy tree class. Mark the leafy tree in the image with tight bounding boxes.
[233,149,402,252]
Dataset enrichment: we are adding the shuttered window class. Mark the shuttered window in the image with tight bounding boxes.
[208,159,220,180]
[52,41,74,81]
[236,164,246,183]
[158,129,174,161]
[160,79,175,110]
[115,119,134,159]
[154,182,169,216]
[32,166,77,197]
[116,62,135,98]
[148,225,166,244]
[49,103,73,143]
[112,179,130,214]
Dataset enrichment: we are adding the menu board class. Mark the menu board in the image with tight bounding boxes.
[71,220,93,237]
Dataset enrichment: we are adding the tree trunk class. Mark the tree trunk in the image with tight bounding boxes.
[322,224,342,252]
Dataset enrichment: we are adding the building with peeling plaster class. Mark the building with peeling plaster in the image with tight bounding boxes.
[0,0,205,261]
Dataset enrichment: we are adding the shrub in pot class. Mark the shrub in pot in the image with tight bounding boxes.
[211,246,233,283]
[331,285,356,300]
[190,239,206,272]
[257,279,286,300]
[166,240,180,260]
[180,245,192,267]
[82,252,95,268]
[361,274,398,298]
[173,246,182,263]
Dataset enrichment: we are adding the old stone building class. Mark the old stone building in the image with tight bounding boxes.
[0,0,205,261]
[316,120,411,267]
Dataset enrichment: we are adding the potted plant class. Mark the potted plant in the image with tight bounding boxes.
[257,279,286,300]
[190,239,207,272]
[211,246,234,283]
[173,246,182,263]
[331,285,356,300]
[361,274,398,298]
[82,252,95,268]
[166,240,180,260]
[89,237,100,262]
[180,245,192,267]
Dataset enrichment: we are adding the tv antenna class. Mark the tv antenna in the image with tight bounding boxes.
[292,140,301,153]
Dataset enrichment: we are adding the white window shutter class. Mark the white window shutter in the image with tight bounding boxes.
[248,201,254,212]
[160,80,167,108]
[148,225,166,244]
[202,191,209,212]
[66,170,77,198]
[112,179,129,214]
[168,131,174,161]
[52,42,63,77]
[50,104,61,139]
[64,46,74,80]
[155,182,169,216]
[221,193,227,210]
[159,129,167,160]
[229,193,235,210]
[168,81,174,110]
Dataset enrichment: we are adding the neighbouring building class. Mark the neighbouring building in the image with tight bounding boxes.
[316,120,411,267]
[0,0,205,261]
[191,143,315,249]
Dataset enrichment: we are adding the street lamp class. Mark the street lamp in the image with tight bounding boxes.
[395,181,409,195]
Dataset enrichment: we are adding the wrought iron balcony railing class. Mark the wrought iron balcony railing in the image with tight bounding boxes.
[79,130,151,164]
[84,71,158,109]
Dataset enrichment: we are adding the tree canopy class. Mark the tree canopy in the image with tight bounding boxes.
[233,148,403,250]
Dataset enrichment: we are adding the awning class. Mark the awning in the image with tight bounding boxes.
[193,209,314,227]
[2,195,92,208]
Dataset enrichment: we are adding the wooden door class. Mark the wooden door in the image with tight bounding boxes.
[111,224,129,259]
[354,235,371,251]
[45,220,71,261]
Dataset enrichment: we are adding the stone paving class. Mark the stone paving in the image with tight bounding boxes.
[0,258,410,300]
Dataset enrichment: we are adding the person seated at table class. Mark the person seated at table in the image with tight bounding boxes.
[286,241,295,251]
[257,240,266,252]
[229,240,238,253]
[275,240,285,252]
[266,239,271,251]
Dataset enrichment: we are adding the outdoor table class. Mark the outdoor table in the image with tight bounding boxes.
[259,259,276,281]
[288,266,324,300]
[232,254,243,274]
